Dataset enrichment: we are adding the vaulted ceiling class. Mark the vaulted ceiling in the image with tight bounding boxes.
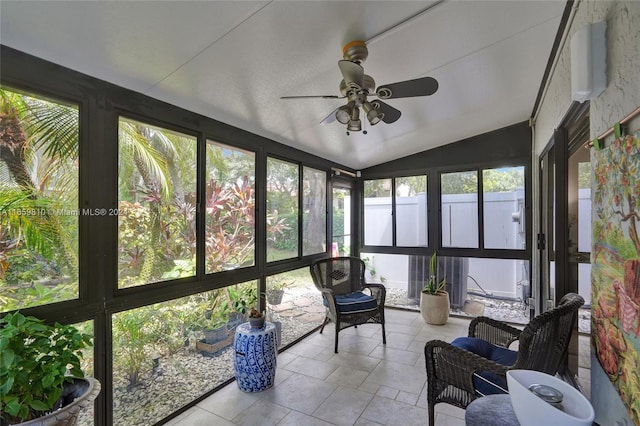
[0,1,566,169]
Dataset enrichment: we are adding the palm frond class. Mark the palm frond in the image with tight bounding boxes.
[119,121,172,199]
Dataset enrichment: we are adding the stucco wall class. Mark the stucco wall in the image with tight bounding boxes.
[534,1,640,153]
[533,1,640,424]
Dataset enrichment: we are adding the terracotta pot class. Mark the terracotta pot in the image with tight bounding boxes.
[420,291,450,325]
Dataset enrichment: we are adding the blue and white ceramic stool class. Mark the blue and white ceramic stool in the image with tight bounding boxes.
[233,322,277,392]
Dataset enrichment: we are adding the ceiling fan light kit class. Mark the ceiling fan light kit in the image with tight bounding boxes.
[281,40,438,135]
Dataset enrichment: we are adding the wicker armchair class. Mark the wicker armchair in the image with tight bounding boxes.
[424,292,584,426]
[310,256,386,353]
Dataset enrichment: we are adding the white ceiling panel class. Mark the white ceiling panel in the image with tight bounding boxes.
[0,0,566,169]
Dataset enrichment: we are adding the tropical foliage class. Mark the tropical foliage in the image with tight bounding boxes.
[0,88,79,311]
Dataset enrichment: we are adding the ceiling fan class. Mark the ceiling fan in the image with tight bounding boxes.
[281,40,438,135]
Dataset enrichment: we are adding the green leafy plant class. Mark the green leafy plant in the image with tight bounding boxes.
[422,252,446,295]
[0,312,92,423]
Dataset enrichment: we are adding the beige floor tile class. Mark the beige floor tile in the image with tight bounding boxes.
[326,351,382,373]
[282,355,338,379]
[195,382,261,420]
[381,331,416,350]
[278,409,337,426]
[325,365,370,388]
[164,406,235,426]
[360,395,430,425]
[369,344,421,366]
[364,359,427,394]
[164,308,591,426]
[396,390,419,405]
[313,386,375,425]
[263,373,337,415]
[231,399,290,425]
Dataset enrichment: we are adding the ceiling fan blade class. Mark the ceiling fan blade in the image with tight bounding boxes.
[320,107,339,125]
[281,95,342,99]
[370,100,401,124]
[376,76,438,99]
[338,60,364,90]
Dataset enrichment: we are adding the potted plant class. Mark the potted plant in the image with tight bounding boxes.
[248,308,265,329]
[265,277,291,305]
[0,312,101,426]
[420,252,450,325]
[201,313,229,344]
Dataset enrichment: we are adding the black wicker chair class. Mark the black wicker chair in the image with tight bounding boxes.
[310,256,386,353]
[424,292,584,426]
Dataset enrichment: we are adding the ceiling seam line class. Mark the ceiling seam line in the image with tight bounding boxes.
[414,13,566,79]
[143,0,274,95]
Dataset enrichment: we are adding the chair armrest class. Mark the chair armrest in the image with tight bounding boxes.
[425,339,510,395]
[318,287,338,311]
[469,317,521,348]
[364,283,386,306]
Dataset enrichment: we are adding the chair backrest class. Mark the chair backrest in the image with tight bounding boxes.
[514,293,584,374]
[310,257,366,296]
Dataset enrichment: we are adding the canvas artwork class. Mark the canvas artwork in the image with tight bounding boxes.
[592,130,640,424]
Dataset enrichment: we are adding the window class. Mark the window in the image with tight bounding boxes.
[332,185,352,256]
[364,178,392,246]
[0,87,79,311]
[205,141,255,273]
[118,117,197,288]
[396,175,428,247]
[111,281,257,426]
[482,167,525,249]
[441,171,478,248]
[266,157,299,262]
[302,166,326,256]
[266,268,323,346]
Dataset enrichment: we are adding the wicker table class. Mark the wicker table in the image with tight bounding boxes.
[465,394,520,426]
[233,322,277,392]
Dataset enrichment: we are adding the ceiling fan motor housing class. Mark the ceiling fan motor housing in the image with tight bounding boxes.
[340,75,376,98]
[342,40,368,64]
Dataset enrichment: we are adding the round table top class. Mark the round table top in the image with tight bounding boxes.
[236,321,275,334]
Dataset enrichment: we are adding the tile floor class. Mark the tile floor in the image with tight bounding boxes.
[166,309,590,426]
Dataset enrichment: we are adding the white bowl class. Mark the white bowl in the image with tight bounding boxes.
[507,370,594,426]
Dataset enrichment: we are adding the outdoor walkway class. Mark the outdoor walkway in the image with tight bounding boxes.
[166,308,591,426]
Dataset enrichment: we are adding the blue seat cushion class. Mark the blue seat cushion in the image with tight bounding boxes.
[451,337,517,396]
[323,291,378,313]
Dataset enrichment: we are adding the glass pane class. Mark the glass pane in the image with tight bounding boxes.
[302,166,326,256]
[332,186,351,256]
[266,268,323,347]
[364,254,531,325]
[482,167,525,249]
[441,171,478,248]
[205,141,255,273]
[112,281,257,426]
[364,178,392,246]
[396,176,427,247]
[266,157,298,262]
[0,87,79,311]
[75,320,95,426]
[577,162,591,253]
[118,118,197,288]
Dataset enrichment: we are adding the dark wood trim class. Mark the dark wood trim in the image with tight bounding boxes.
[530,0,574,120]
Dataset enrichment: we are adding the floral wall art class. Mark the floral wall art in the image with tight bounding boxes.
[592,130,640,424]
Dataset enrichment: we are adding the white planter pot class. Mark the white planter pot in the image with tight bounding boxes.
[420,291,450,325]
